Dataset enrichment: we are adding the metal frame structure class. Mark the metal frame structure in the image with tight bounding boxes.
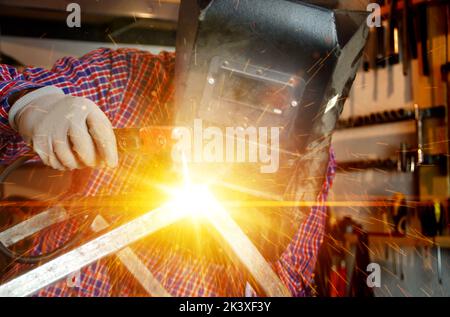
[0,197,290,297]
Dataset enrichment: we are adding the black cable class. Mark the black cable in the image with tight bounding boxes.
[0,213,97,264]
[0,151,96,264]
[0,150,35,198]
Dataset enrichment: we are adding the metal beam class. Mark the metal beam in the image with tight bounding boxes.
[0,206,67,247]
[0,203,183,297]
[0,206,170,296]
[90,216,171,297]
[0,199,290,297]
[206,200,291,297]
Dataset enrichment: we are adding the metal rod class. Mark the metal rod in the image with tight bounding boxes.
[0,206,67,247]
[90,216,171,297]
[206,200,290,297]
[0,203,184,297]
[436,246,442,284]
[0,206,171,296]
[0,198,290,297]
[415,103,424,165]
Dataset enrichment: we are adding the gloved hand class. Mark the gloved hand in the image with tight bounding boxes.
[11,89,118,170]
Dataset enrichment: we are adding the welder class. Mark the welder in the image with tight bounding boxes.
[0,0,368,296]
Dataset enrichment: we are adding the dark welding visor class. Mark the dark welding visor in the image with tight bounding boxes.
[173,0,368,260]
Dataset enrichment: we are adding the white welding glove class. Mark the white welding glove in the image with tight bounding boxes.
[9,86,118,170]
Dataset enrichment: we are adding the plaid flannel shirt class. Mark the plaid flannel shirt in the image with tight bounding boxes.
[0,48,336,297]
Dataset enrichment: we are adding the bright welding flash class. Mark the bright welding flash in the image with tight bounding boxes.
[169,183,217,218]
[167,151,218,218]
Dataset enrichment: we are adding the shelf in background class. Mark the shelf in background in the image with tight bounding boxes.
[336,105,445,130]
[345,233,450,248]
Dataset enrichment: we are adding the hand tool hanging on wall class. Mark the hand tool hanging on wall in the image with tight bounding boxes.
[349,228,374,297]
[434,201,443,285]
[364,27,377,72]
[387,0,400,65]
[399,248,404,280]
[417,2,430,76]
[363,27,380,71]
[387,0,399,96]
[329,261,347,297]
[436,245,442,284]
[398,143,415,173]
[401,0,419,75]
[376,0,387,68]
[376,20,387,68]
[364,26,381,99]
[418,200,444,284]
[401,0,411,75]
[407,0,418,60]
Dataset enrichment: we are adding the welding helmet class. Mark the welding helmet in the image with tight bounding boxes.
[173,0,369,260]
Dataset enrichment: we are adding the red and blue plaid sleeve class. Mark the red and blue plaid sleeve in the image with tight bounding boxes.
[0,65,47,163]
[0,65,45,136]
[275,148,336,296]
[0,48,175,164]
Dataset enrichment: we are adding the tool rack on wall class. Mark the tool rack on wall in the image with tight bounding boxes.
[336,104,447,173]
[318,0,450,297]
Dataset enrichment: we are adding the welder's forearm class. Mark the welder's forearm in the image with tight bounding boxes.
[0,80,45,137]
[0,67,39,163]
[0,49,124,168]
[0,48,124,135]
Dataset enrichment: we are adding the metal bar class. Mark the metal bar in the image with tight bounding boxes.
[436,246,442,284]
[90,216,171,297]
[0,206,170,296]
[0,206,67,247]
[206,200,291,297]
[415,103,424,164]
[0,196,290,297]
[0,203,184,297]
